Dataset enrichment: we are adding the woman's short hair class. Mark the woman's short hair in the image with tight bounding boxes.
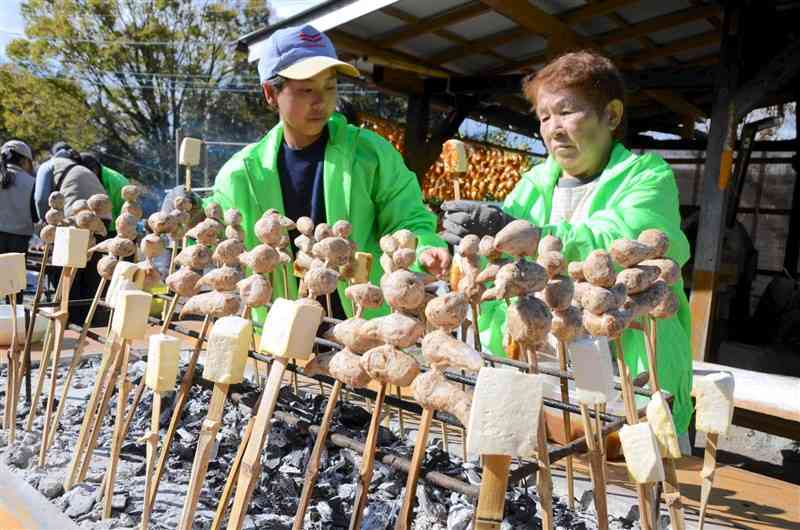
[523,50,626,115]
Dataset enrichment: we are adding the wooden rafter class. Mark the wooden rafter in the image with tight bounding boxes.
[329,30,451,78]
[429,0,637,66]
[483,0,710,127]
[376,1,488,47]
[428,27,528,65]
[595,5,720,47]
[622,30,721,67]
[642,89,706,122]
[478,0,588,48]
[593,2,708,126]
[379,5,509,65]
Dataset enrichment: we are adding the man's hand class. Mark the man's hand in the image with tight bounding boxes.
[440,200,514,246]
[419,248,451,280]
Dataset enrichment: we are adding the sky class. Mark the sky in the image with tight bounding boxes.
[0,0,25,60]
[0,0,793,146]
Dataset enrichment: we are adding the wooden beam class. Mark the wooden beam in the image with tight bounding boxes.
[428,0,636,67]
[689,5,743,362]
[478,0,586,48]
[642,89,706,121]
[428,27,528,65]
[328,30,451,78]
[380,5,509,65]
[376,2,488,47]
[561,0,640,24]
[623,31,721,67]
[595,6,721,48]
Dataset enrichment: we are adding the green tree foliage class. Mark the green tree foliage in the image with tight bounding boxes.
[7,0,272,186]
[0,64,98,158]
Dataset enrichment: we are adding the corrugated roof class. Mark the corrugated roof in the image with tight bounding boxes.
[238,0,743,137]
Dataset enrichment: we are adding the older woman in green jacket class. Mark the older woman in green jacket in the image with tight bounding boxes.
[441,51,693,435]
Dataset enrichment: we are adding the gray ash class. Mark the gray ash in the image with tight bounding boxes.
[1,356,625,529]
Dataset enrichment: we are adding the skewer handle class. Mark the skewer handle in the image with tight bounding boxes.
[348,382,388,530]
[474,455,511,529]
[293,380,343,530]
[395,407,434,530]
[697,432,719,530]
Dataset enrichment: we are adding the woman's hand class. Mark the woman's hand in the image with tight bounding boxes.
[419,248,451,279]
[440,200,514,245]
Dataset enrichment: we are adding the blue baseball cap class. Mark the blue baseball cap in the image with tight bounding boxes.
[257,25,359,83]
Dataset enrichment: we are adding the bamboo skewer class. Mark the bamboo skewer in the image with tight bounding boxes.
[556,339,575,509]
[147,315,212,507]
[4,295,20,440]
[140,391,161,530]
[614,338,655,530]
[17,242,52,408]
[474,455,512,529]
[103,338,133,518]
[226,357,289,530]
[579,403,609,530]
[525,345,554,530]
[643,317,686,530]
[395,406,434,530]
[210,410,258,530]
[39,267,77,466]
[45,277,109,451]
[697,432,719,530]
[348,382,388,530]
[292,380,343,530]
[26,266,66,431]
[178,383,230,530]
[64,338,123,490]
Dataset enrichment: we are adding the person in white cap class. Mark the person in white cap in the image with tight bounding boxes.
[0,140,38,297]
[206,25,449,321]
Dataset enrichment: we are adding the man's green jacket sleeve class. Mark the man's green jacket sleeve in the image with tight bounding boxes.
[368,133,445,262]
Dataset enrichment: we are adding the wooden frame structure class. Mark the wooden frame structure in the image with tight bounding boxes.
[237,0,800,361]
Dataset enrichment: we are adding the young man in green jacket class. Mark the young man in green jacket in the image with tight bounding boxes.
[206,25,449,321]
[441,51,693,437]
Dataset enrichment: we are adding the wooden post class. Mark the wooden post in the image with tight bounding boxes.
[348,382,388,530]
[293,380,343,530]
[395,406,434,530]
[784,95,800,275]
[178,383,230,530]
[689,3,742,361]
[556,340,575,509]
[147,315,213,507]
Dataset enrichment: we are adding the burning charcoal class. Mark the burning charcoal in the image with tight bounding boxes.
[335,402,371,429]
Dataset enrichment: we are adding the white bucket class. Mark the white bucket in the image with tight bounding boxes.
[0,304,48,346]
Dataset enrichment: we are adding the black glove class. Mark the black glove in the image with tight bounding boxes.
[440,200,514,246]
